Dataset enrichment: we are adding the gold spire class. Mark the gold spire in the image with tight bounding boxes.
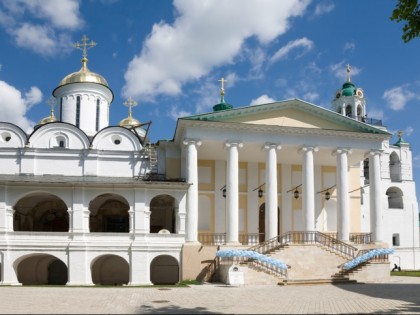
[73,35,97,70]
[346,64,351,82]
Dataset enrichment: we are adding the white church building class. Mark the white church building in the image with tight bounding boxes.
[0,37,419,286]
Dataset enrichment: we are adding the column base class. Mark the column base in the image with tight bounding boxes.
[224,241,242,246]
[127,281,153,286]
[66,282,94,286]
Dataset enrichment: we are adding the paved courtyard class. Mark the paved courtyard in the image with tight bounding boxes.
[1,276,420,314]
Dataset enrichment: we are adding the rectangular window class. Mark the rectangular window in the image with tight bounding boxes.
[392,233,400,246]
[76,96,80,127]
[96,99,100,131]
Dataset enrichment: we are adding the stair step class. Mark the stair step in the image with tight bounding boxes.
[281,278,357,286]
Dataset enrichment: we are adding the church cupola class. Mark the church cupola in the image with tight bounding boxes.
[35,97,57,130]
[119,97,147,140]
[212,77,233,112]
[52,35,114,137]
[332,64,366,122]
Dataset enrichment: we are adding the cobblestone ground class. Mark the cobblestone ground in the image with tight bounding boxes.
[1,276,420,314]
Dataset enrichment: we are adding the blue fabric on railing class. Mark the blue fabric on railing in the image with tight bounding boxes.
[216,249,288,270]
[343,248,394,270]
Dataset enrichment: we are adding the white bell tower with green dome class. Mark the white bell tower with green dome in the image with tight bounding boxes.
[332,65,366,122]
[52,35,114,137]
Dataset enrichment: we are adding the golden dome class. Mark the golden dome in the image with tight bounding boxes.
[38,115,56,125]
[119,116,141,128]
[58,58,109,87]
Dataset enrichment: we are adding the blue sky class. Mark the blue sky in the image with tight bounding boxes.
[1,0,420,199]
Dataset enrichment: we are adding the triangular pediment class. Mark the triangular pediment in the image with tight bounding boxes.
[182,99,389,134]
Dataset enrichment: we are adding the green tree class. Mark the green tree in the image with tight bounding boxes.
[390,0,420,42]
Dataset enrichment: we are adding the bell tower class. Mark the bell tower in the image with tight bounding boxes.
[332,65,366,122]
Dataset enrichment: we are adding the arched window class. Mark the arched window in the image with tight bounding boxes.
[345,105,352,117]
[386,187,403,209]
[363,158,369,185]
[357,105,362,121]
[389,152,401,182]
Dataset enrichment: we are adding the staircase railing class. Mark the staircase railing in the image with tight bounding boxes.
[248,231,358,259]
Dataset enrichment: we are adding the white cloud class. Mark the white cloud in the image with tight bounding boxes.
[270,37,314,63]
[404,126,414,136]
[169,105,192,120]
[383,86,415,111]
[0,0,82,56]
[313,2,335,16]
[303,92,319,103]
[250,94,276,105]
[24,86,43,109]
[123,0,310,100]
[0,80,38,132]
[17,0,82,29]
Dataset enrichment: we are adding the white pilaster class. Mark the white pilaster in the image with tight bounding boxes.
[71,187,89,233]
[369,150,383,243]
[67,251,93,285]
[300,146,318,231]
[183,139,202,243]
[264,143,281,240]
[334,148,351,241]
[225,141,243,245]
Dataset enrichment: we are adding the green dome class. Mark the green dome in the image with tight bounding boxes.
[213,101,233,111]
[342,81,356,96]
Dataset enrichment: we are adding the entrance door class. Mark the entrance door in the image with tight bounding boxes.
[259,204,265,243]
[259,203,281,243]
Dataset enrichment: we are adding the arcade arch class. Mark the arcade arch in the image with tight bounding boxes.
[13,193,69,232]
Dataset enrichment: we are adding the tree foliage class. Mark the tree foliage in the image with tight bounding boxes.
[390,0,420,42]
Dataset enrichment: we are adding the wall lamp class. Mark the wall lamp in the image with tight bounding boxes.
[253,183,265,198]
[220,184,226,198]
[317,184,336,201]
[287,184,302,199]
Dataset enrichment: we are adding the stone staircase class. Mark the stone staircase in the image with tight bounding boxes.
[212,231,393,286]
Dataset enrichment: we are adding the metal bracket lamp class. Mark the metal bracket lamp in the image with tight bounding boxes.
[253,183,266,198]
[287,184,302,199]
[220,184,226,198]
[317,184,336,201]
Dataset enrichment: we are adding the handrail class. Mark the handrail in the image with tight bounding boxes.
[248,231,358,259]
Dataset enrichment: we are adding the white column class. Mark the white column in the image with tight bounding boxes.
[225,141,243,245]
[369,150,383,243]
[301,146,318,231]
[264,143,281,240]
[335,148,351,241]
[183,139,202,243]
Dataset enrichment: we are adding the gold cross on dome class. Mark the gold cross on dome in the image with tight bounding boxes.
[218,77,227,95]
[123,97,138,117]
[73,35,97,59]
[397,130,403,138]
[47,96,56,112]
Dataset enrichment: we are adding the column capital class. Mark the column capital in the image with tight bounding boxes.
[299,146,318,154]
[263,143,282,151]
[183,139,202,146]
[368,150,383,157]
[224,141,243,149]
[332,148,352,156]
